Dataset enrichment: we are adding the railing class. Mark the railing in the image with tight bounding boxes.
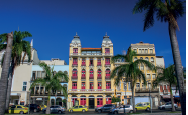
[70,53,113,56]
[81,76,86,79]
[163,89,169,94]
[97,76,102,79]
[105,76,110,79]
[105,64,111,66]
[69,89,114,93]
[72,64,78,66]
[72,76,78,79]
[97,64,101,66]
[81,64,86,66]
[89,76,94,79]
[135,88,159,93]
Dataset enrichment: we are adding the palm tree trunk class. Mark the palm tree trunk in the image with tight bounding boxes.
[5,60,14,113]
[46,89,51,114]
[168,22,186,114]
[131,85,136,112]
[170,84,175,112]
[0,32,13,115]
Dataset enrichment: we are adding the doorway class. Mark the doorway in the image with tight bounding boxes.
[89,98,94,109]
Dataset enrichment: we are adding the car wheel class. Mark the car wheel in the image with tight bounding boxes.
[34,109,37,112]
[146,107,150,111]
[129,110,133,113]
[114,111,118,114]
[82,109,85,112]
[70,110,73,113]
[19,111,24,114]
[58,110,62,114]
[98,109,102,113]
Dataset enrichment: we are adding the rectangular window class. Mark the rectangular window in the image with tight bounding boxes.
[37,71,41,78]
[136,83,140,88]
[90,82,94,89]
[134,49,137,53]
[72,82,77,91]
[22,82,27,91]
[41,71,45,78]
[82,58,85,66]
[148,83,151,89]
[160,85,163,92]
[90,58,93,66]
[105,48,110,54]
[142,49,144,54]
[146,74,150,79]
[97,58,101,66]
[32,71,36,80]
[150,49,153,54]
[105,58,110,65]
[152,74,156,79]
[73,48,78,54]
[128,82,131,90]
[73,58,78,65]
[139,49,141,53]
[145,49,148,53]
[106,82,111,90]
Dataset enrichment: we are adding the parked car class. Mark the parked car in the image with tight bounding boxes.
[42,105,65,114]
[9,105,28,114]
[69,105,88,112]
[110,105,133,114]
[25,104,41,112]
[40,105,47,111]
[135,102,150,111]
[158,102,178,110]
[95,104,116,113]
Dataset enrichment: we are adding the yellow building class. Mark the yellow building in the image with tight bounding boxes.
[68,33,116,109]
[117,41,163,107]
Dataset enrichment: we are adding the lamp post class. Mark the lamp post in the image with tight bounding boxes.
[147,80,152,113]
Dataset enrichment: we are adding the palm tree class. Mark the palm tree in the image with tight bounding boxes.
[0,31,32,113]
[153,65,177,111]
[133,0,186,114]
[30,62,69,114]
[110,49,155,112]
[0,32,13,115]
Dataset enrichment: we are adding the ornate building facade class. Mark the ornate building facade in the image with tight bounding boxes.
[68,33,116,109]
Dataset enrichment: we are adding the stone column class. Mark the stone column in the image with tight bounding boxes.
[103,95,106,105]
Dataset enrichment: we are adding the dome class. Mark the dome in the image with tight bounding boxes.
[71,32,81,43]
[102,33,112,43]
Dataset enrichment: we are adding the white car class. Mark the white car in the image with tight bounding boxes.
[158,102,178,110]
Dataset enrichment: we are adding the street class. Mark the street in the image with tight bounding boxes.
[29,108,181,114]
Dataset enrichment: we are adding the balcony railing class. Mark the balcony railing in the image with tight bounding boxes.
[163,89,169,94]
[81,64,86,66]
[81,76,86,79]
[97,76,102,79]
[135,88,159,93]
[97,64,101,66]
[89,76,94,79]
[89,64,94,66]
[105,64,111,67]
[72,76,78,79]
[72,64,78,67]
[105,76,110,79]
[69,89,114,93]
[70,53,113,56]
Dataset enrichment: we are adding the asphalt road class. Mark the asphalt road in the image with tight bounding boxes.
[29,108,181,114]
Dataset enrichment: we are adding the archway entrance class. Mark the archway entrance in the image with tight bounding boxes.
[80,95,86,106]
[72,95,78,106]
[89,95,94,109]
[56,98,62,106]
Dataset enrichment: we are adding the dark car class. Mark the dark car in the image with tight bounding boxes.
[42,105,65,114]
[25,104,41,112]
[95,104,116,113]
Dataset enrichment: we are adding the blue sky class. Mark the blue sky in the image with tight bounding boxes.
[0,0,186,67]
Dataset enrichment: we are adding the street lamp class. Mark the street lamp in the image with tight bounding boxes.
[147,80,152,113]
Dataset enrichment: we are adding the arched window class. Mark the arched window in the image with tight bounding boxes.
[145,57,149,61]
[98,69,101,79]
[72,69,77,77]
[106,69,110,79]
[134,57,137,61]
[140,57,143,60]
[90,69,94,79]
